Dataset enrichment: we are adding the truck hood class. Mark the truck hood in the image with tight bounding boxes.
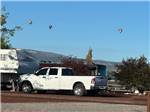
[20,73,34,80]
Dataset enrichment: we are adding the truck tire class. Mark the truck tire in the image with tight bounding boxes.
[21,82,32,93]
[73,83,85,96]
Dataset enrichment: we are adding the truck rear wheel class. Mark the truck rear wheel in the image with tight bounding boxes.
[73,83,85,96]
[22,82,32,93]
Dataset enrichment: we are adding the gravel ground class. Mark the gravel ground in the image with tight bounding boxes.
[1,102,146,112]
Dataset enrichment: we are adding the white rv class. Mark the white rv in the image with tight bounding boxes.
[0,49,19,88]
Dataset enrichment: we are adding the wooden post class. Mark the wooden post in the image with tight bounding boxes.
[10,79,15,92]
[148,92,150,112]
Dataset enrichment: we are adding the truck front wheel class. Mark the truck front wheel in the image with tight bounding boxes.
[21,82,32,93]
[73,83,85,96]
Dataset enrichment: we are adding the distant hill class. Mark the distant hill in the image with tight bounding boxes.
[16,49,66,73]
[16,49,119,74]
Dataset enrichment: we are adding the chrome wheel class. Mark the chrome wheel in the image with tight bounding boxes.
[22,82,32,93]
[73,84,85,96]
[74,88,82,96]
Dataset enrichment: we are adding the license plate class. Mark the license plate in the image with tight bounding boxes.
[99,86,106,89]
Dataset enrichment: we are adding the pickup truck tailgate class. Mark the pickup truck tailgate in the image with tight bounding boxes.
[95,76,108,86]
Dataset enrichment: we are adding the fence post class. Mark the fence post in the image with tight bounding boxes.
[148,92,150,112]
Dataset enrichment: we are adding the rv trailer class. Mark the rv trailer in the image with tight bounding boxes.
[0,49,19,89]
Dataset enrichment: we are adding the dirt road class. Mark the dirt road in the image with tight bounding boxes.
[1,91,147,105]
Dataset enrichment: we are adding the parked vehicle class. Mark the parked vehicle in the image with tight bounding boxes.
[19,67,108,96]
[0,49,19,89]
[107,76,134,94]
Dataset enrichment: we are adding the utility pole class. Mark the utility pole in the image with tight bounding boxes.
[148,92,150,112]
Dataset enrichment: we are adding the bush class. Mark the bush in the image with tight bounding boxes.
[62,57,90,75]
[114,56,150,92]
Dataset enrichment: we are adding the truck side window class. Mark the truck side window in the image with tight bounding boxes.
[49,68,58,75]
[62,69,74,76]
[36,68,48,76]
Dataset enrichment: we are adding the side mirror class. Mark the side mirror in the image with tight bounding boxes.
[107,77,111,80]
[34,71,38,76]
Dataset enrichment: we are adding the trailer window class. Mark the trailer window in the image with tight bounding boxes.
[0,54,7,61]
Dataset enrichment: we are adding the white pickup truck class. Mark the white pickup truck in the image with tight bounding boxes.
[19,67,108,96]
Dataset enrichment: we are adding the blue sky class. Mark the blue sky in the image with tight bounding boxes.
[2,1,150,62]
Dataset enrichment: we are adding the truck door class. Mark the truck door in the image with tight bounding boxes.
[33,68,49,89]
[34,68,59,90]
[46,68,59,90]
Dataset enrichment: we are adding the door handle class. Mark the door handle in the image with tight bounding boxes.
[42,76,46,78]
[55,77,58,78]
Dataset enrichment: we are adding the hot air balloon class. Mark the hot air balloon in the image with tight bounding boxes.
[15,25,22,30]
[27,19,32,24]
[118,28,123,33]
[49,25,52,30]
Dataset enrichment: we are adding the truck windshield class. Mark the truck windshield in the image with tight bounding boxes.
[62,69,74,76]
